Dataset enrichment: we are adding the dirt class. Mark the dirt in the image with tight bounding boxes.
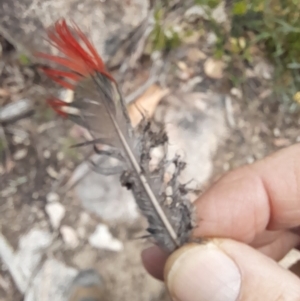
[1,3,300,301]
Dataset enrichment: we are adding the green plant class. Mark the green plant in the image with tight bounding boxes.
[18,54,31,65]
[196,0,300,101]
[147,5,182,53]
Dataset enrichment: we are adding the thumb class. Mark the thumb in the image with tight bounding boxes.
[164,239,300,301]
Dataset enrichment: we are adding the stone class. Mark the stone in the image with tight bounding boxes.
[73,156,139,223]
[13,149,28,160]
[46,192,60,203]
[254,59,274,80]
[0,229,52,293]
[204,57,225,79]
[187,48,207,62]
[0,99,33,123]
[60,226,79,249]
[184,5,209,22]
[88,224,123,252]
[24,258,77,301]
[45,202,65,229]
[155,92,228,192]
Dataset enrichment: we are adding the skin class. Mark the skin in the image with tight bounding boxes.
[142,144,300,281]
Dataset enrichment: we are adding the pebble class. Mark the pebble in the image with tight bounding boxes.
[0,98,33,123]
[230,87,243,99]
[211,2,227,24]
[43,150,51,159]
[184,5,209,22]
[46,192,60,203]
[46,166,59,179]
[273,128,281,137]
[89,224,123,252]
[187,48,207,62]
[45,202,65,229]
[60,226,79,248]
[254,59,274,80]
[207,32,217,46]
[13,149,28,160]
[204,58,225,79]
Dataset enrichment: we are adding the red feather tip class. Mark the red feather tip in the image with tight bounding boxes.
[36,19,115,90]
[46,97,68,117]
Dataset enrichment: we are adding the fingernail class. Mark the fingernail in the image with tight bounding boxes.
[166,243,241,301]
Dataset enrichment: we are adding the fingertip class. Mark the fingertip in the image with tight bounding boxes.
[141,245,169,281]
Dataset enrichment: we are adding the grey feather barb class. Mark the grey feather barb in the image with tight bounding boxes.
[37,19,196,253]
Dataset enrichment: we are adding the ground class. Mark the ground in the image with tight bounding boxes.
[1,1,300,301]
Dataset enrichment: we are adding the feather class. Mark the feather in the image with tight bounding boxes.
[37,19,195,252]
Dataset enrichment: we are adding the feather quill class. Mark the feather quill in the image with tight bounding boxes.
[36,19,195,252]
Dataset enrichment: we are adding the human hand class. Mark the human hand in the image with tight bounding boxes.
[142,144,300,301]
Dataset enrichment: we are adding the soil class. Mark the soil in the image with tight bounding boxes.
[1,4,300,300]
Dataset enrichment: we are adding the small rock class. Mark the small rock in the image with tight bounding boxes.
[273,128,281,137]
[211,2,227,24]
[245,68,256,78]
[187,48,207,62]
[0,229,53,294]
[89,224,123,252]
[46,192,60,203]
[204,58,225,79]
[182,76,203,92]
[24,258,77,301]
[46,166,59,179]
[223,162,230,171]
[177,61,189,71]
[184,5,209,22]
[254,59,274,80]
[60,226,79,249]
[13,149,28,160]
[58,89,74,103]
[273,138,290,147]
[1,186,17,198]
[207,32,217,46]
[56,152,64,161]
[176,61,193,81]
[12,133,29,145]
[0,99,33,123]
[247,156,255,164]
[230,87,243,99]
[79,212,91,226]
[258,89,272,100]
[45,202,65,229]
[43,150,51,159]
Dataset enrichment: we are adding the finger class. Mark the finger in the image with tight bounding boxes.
[194,144,300,242]
[141,246,168,280]
[165,240,300,301]
[256,231,300,261]
[141,231,300,281]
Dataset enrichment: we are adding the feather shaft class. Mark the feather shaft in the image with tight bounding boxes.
[95,83,179,246]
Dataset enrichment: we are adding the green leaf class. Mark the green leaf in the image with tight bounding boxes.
[232,1,248,16]
[19,54,31,65]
